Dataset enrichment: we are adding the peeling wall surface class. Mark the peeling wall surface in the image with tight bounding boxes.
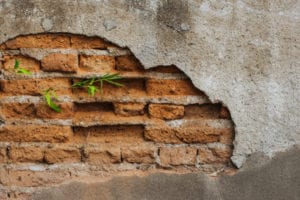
[0,0,299,199]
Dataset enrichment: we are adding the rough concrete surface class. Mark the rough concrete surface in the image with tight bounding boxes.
[32,146,300,200]
[0,0,299,168]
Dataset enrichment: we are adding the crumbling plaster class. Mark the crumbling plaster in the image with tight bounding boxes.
[0,0,299,167]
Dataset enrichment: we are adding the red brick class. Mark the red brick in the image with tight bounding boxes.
[0,78,72,96]
[71,35,114,49]
[219,128,234,144]
[144,126,182,144]
[0,125,72,143]
[114,102,145,116]
[148,104,184,120]
[44,146,81,164]
[146,79,200,96]
[79,55,115,73]
[41,53,78,73]
[5,34,70,49]
[0,146,6,162]
[84,145,120,165]
[9,146,44,162]
[3,55,40,72]
[185,104,221,119]
[115,55,144,71]
[198,146,232,164]
[149,65,182,73]
[160,147,197,166]
[36,103,74,119]
[122,145,156,164]
[219,106,231,119]
[0,102,36,119]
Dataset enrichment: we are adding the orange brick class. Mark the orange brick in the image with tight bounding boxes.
[79,55,115,73]
[219,106,231,119]
[0,78,71,96]
[84,145,120,165]
[44,146,81,164]
[41,53,78,73]
[114,102,145,116]
[3,55,40,72]
[148,104,184,120]
[146,79,199,96]
[0,125,72,143]
[71,35,114,49]
[149,65,182,73]
[198,146,232,164]
[219,128,234,144]
[160,147,197,166]
[0,102,36,119]
[185,104,221,119]
[36,103,73,119]
[0,146,6,162]
[5,34,70,49]
[115,55,144,71]
[9,146,43,162]
[144,126,182,144]
[122,145,156,164]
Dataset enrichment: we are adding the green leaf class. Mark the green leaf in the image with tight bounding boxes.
[87,85,98,96]
[17,68,32,75]
[43,89,61,112]
[14,59,20,69]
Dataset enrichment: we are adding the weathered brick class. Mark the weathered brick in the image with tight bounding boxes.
[122,145,156,164]
[0,102,36,119]
[114,102,145,116]
[148,104,184,120]
[41,53,78,73]
[219,128,234,144]
[0,125,72,143]
[9,146,44,162]
[5,34,70,49]
[44,146,81,164]
[115,55,144,71]
[73,125,144,144]
[144,126,182,144]
[71,35,114,49]
[79,55,115,73]
[198,146,232,164]
[160,147,197,166]
[149,65,182,73]
[84,145,120,165]
[3,55,40,72]
[146,79,199,96]
[0,78,72,96]
[219,106,231,119]
[0,146,6,162]
[36,103,73,119]
[185,104,221,119]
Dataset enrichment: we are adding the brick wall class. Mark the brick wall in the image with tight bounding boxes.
[0,34,234,199]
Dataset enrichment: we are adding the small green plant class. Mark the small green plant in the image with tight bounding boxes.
[14,59,32,75]
[43,89,61,112]
[72,74,123,96]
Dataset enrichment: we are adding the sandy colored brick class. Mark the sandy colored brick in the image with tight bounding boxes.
[160,147,197,166]
[219,128,235,144]
[41,53,78,73]
[0,125,72,143]
[146,79,199,96]
[185,104,221,119]
[148,104,184,120]
[144,126,183,144]
[0,102,36,119]
[9,146,44,162]
[44,146,81,164]
[122,145,157,164]
[115,55,144,71]
[79,55,115,73]
[0,146,6,162]
[71,35,114,49]
[5,34,70,49]
[114,102,145,116]
[36,103,74,119]
[84,145,120,165]
[3,55,40,72]
[198,146,232,164]
[0,78,71,96]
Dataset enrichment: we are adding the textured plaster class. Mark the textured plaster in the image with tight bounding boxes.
[0,0,299,167]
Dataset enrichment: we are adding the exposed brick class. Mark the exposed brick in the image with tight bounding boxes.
[36,103,74,119]
[9,146,44,163]
[0,125,72,143]
[71,35,114,49]
[149,65,182,73]
[0,146,6,162]
[185,104,221,119]
[148,104,184,120]
[219,106,231,119]
[84,145,120,165]
[144,126,182,144]
[0,102,36,119]
[0,78,72,96]
[122,145,156,164]
[44,146,81,164]
[5,34,70,49]
[160,147,197,166]
[219,128,234,144]
[198,146,232,164]
[115,55,144,71]
[146,79,200,96]
[41,53,78,73]
[114,102,145,116]
[79,55,115,73]
[3,55,40,72]
[73,125,144,144]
